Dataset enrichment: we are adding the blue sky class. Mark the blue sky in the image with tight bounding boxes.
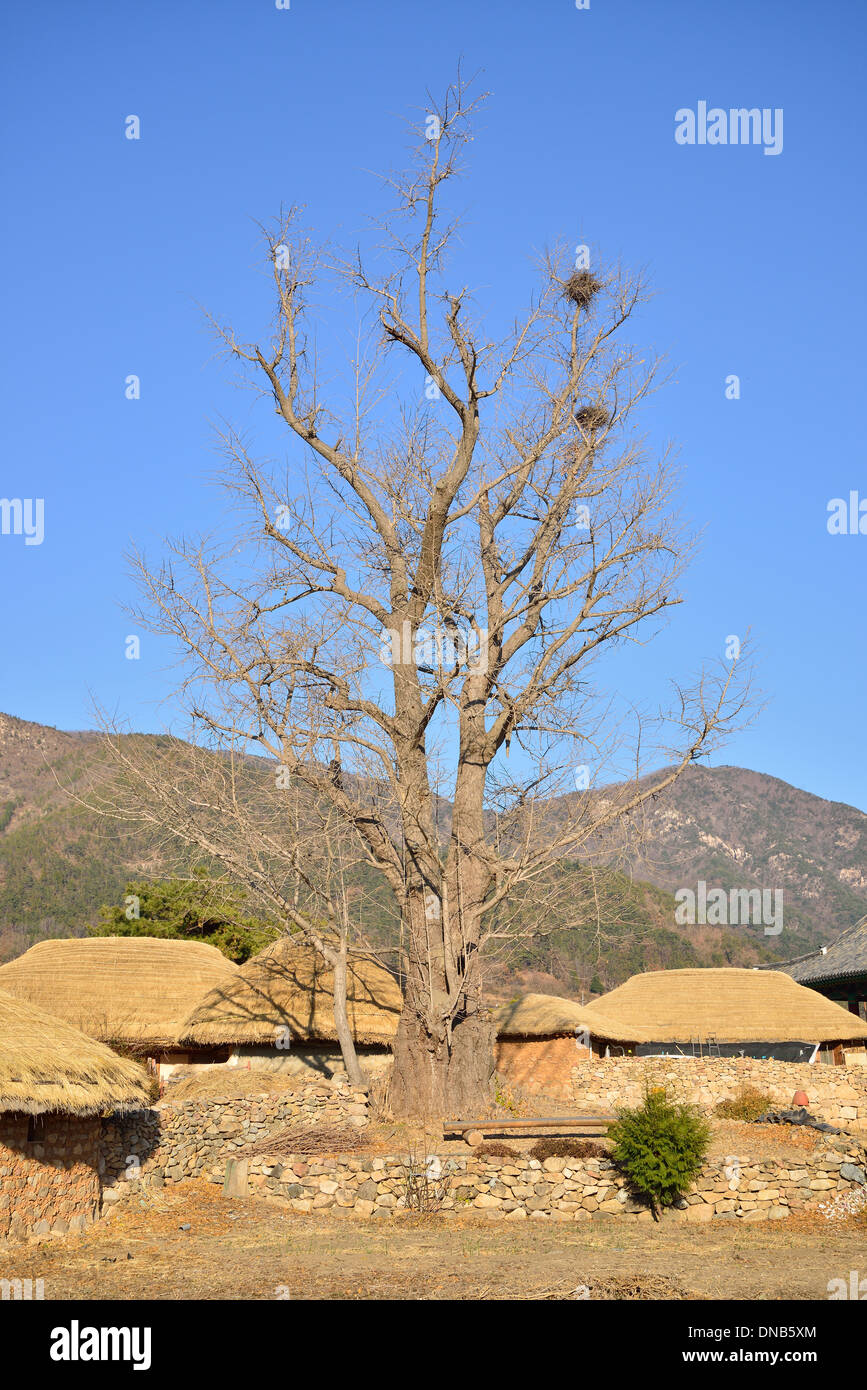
[1,0,865,809]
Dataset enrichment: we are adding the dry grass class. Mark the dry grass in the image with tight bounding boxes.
[241,1125,367,1157]
[528,1137,610,1160]
[2,1180,864,1301]
[473,1142,518,1159]
[707,1117,826,1161]
[166,1068,303,1101]
[714,1085,776,1122]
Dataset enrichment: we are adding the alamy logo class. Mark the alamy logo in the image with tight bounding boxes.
[827,1270,867,1300]
[1,1277,44,1300]
[50,1321,152,1370]
[0,498,44,546]
[675,103,783,156]
[674,881,783,936]
[379,621,488,675]
[827,492,867,535]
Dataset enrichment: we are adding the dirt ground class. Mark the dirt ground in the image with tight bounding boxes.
[1,1180,864,1301]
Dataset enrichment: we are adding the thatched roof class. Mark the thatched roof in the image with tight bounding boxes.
[180,937,403,1047]
[0,937,239,1048]
[0,988,149,1116]
[495,969,867,1044]
[785,917,867,988]
[574,968,867,1044]
[495,992,591,1039]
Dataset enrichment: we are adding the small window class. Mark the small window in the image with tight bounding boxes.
[27,1115,46,1143]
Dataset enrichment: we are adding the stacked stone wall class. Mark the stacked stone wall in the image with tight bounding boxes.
[0,1114,100,1242]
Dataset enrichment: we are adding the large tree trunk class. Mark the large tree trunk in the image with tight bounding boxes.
[389,999,495,1119]
[388,913,495,1118]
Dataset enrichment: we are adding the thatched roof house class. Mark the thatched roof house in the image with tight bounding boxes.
[180,937,402,1066]
[0,937,239,1055]
[0,988,149,1243]
[574,968,867,1056]
[494,992,594,1097]
[493,970,867,1090]
[0,988,149,1117]
[496,992,590,1040]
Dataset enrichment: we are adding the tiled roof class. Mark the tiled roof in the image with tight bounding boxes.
[786,917,867,986]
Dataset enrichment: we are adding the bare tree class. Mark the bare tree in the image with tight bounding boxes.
[86,727,395,1087]
[116,74,750,1117]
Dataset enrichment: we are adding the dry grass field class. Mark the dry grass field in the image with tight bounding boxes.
[1,1180,864,1301]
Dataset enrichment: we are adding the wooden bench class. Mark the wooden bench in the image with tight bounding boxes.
[442,1115,616,1146]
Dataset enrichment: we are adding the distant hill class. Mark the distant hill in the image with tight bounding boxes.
[0,712,862,992]
[619,764,867,958]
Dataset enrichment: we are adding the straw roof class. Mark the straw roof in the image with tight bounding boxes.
[180,937,403,1047]
[0,988,149,1116]
[495,992,591,1039]
[495,970,867,1044]
[574,968,867,1044]
[0,937,239,1048]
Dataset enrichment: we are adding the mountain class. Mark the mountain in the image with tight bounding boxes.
[0,713,166,956]
[0,712,862,992]
[619,764,867,958]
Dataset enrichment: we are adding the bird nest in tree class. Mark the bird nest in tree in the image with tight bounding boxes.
[563,270,602,308]
[574,404,609,431]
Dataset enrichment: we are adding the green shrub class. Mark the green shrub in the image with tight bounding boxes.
[608,1087,710,1220]
[714,1085,774,1122]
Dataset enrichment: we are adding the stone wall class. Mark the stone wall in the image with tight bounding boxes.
[0,1114,101,1242]
[566,1057,867,1129]
[495,1050,867,1127]
[213,1139,867,1223]
[100,1077,369,1203]
[94,1072,867,1226]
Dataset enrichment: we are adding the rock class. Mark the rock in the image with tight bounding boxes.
[840,1163,866,1185]
[223,1158,248,1198]
[684,1203,714,1223]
